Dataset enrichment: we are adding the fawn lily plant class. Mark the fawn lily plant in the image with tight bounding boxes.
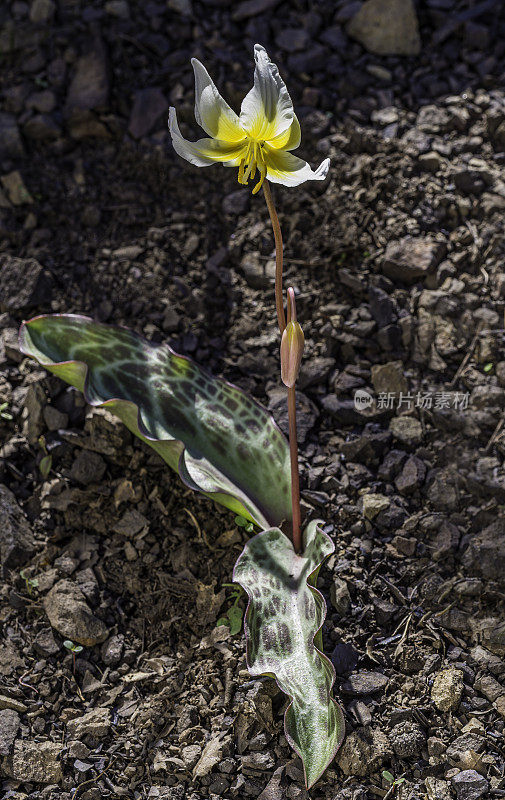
[20,44,344,790]
[169,44,329,194]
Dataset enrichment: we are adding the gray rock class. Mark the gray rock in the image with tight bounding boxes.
[1,170,33,205]
[0,484,36,573]
[240,252,275,289]
[0,709,20,755]
[337,726,392,776]
[446,733,486,762]
[371,361,407,395]
[23,114,61,141]
[395,455,426,494]
[34,628,60,657]
[0,113,25,158]
[431,668,464,711]
[342,671,388,695]
[0,255,52,311]
[43,579,109,646]
[67,707,111,740]
[4,739,62,783]
[30,0,56,22]
[128,87,167,139]
[390,721,425,758]
[232,0,281,21]
[267,388,318,444]
[70,449,107,486]
[389,415,423,445]
[65,38,110,139]
[451,770,489,800]
[462,520,505,586]
[101,634,124,666]
[347,0,421,56]
[383,236,446,283]
[222,189,250,216]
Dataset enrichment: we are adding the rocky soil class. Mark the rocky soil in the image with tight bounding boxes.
[1,1,505,799]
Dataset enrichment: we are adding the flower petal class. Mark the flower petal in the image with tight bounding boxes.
[169,108,247,167]
[240,44,294,141]
[191,58,246,143]
[266,115,301,151]
[263,148,330,187]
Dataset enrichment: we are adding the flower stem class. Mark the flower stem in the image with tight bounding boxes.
[263,180,301,553]
[263,180,286,335]
[288,385,302,554]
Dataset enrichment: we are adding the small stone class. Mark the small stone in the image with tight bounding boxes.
[0,709,20,755]
[462,520,505,587]
[101,634,124,666]
[361,492,390,521]
[0,696,27,713]
[331,642,359,676]
[419,151,443,172]
[431,668,464,711]
[347,0,421,56]
[451,770,489,800]
[425,777,452,800]
[395,455,426,494]
[182,744,201,769]
[232,0,281,21]
[389,416,423,445]
[70,450,107,486]
[371,361,407,395]
[5,740,62,783]
[342,671,389,695]
[43,579,109,646]
[34,628,60,657]
[67,708,111,740]
[383,236,446,283]
[240,252,275,289]
[1,171,33,205]
[43,405,69,431]
[105,0,130,17]
[267,388,318,444]
[276,27,310,52]
[112,509,149,537]
[337,726,392,776]
[0,113,25,158]
[29,0,55,22]
[390,720,426,758]
[128,87,167,139]
[222,189,250,216]
[0,255,52,312]
[0,484,35,573]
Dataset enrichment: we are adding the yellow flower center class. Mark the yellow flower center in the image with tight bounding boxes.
[238,139,267,194]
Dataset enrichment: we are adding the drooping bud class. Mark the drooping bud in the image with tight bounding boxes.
[280,288,304,388]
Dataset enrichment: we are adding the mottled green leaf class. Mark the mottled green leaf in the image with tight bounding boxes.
[19,314,292,529]
[233,521,345,788]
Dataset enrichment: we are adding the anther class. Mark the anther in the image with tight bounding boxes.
[238,158,245,184]
[252,163,267,195]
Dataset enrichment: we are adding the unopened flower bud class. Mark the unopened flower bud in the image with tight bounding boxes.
[280,288,304,388]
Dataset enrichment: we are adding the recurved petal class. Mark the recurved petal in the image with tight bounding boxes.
[240,44,294,141]
[266,115,301,151]
[191,58,246,143]
[263,148,330,187]
[169,108,247,167]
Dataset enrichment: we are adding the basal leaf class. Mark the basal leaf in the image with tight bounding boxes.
[233,521,345,788]
[19,314,292,529]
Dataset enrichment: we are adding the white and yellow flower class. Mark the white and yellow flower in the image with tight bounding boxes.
[169,44,330,194]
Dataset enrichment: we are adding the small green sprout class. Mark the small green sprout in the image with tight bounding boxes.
[19,569,39,597]
[483,362,493,373]
[0,401,13,420]
[234,515,254,534]
[38,435,52,480]
[382,770,406,798]
[217,584,245,636]
[63,640,84,674]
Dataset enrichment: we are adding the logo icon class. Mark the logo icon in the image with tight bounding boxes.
[354,390,373,411]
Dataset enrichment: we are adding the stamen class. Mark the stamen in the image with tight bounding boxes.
[242,159,256,184]
[238,158,245,184]
[252,163,267,195]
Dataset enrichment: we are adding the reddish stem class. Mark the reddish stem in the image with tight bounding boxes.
[262,181,302,553]
[287,386,302,554]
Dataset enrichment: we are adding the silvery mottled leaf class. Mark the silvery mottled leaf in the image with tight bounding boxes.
[19,314,292,529]
[233,520,345,787]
